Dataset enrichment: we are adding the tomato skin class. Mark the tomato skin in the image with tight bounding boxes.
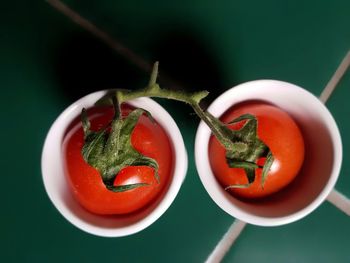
[63,105,173,215]
[209,102,305,199]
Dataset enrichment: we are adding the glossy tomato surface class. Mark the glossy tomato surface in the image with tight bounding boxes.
[63,105,174,215]
[209,102,305,199]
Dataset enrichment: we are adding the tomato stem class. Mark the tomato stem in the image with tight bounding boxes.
[115,62,233,149]
[118,62,209,105]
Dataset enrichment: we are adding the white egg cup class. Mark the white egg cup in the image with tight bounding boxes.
[41,91,188,237]
[195,80,342,226]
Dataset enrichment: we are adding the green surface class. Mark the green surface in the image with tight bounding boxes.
[1,0,350,262]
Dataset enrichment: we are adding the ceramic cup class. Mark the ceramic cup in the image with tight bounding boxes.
[195,80,342,226]
[41,91,188,237]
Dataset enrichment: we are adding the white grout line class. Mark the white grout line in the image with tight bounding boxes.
[327,190,350,216]
[319,50,350,103]
[318,49,350,216]
[46,0,181,89]
[205,220,247,263]
[46,0,152,73]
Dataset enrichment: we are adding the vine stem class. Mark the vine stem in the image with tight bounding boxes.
[116,63,232,149]
[119,87,229,147]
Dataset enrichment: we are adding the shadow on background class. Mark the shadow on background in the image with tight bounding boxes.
[53,32,147,103]
[150,28,226,109]
[53,27,230,122]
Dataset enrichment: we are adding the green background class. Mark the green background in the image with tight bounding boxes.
[2,0,350,262]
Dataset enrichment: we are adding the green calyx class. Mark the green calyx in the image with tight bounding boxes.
[81,97,159,192]
[215,114,274,188]
[82,61,274,192]
[199,110,274,188]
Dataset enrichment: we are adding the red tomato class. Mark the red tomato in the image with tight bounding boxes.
[63,105,173,215]
[209,102,305,199]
